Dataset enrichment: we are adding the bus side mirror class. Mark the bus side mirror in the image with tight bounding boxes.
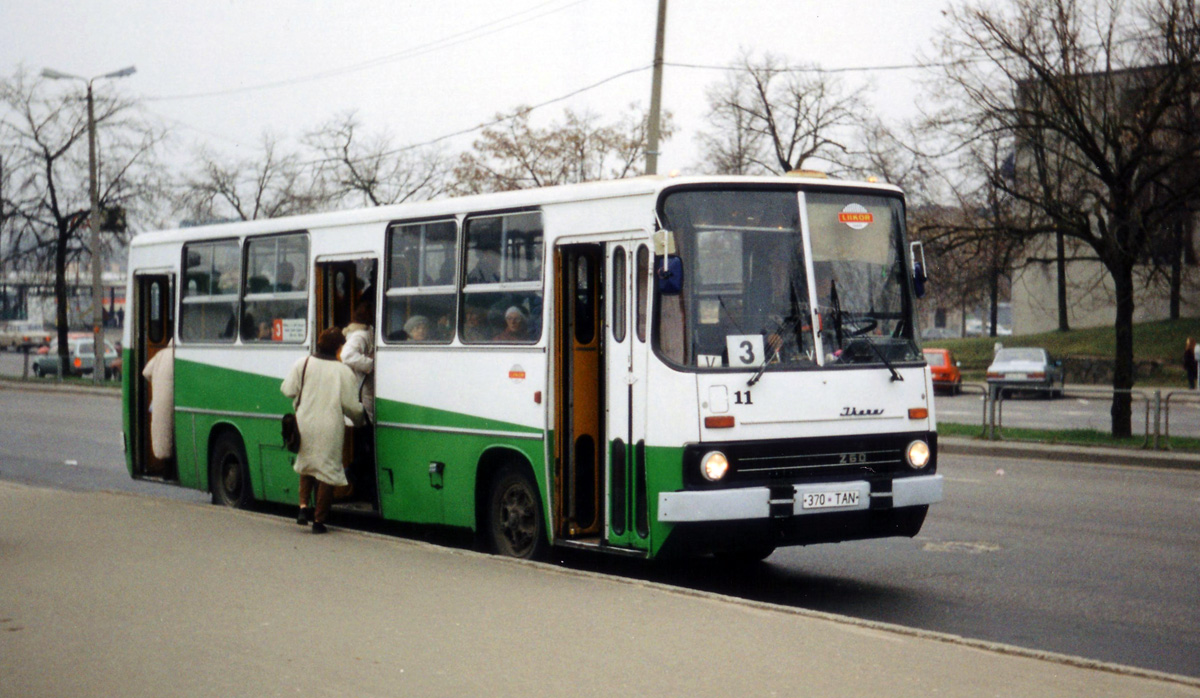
[912,261,926,298]
[656,255,683,295]
[910,241,928,298]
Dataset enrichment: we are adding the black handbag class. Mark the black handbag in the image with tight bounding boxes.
[282,357,309,453]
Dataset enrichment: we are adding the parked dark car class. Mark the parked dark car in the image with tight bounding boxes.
[986,347,1065,398]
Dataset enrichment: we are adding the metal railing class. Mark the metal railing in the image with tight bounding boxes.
[952,383,1195,450]
[1162,390,1200,450]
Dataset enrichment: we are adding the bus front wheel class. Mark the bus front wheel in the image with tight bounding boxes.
[210,432,253,509]
[487,464,547,560]
[715,544,776,564]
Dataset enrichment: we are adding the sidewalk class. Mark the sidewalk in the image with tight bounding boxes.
[0,481,1196,698]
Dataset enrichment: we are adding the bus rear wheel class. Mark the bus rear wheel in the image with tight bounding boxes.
[210,432,253,509]
[487,464,547,560]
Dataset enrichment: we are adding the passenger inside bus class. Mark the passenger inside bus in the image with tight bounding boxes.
[404,315,431,341]
[462,305,489,342]
[467,247,501,284]
[493,306,528,342]
[277,261,305,292]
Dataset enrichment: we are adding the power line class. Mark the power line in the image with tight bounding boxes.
[185,63,651,190]
[665,60,936,74]
[145,0,586,102]
[303,63,653,166]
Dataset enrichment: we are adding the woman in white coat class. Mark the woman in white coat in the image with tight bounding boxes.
[340,303,375,418]
[281,327,364,533]
[141,339,174,460]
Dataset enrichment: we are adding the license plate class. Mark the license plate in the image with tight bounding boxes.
[802,490,860,510]
[1006,373,1027,380]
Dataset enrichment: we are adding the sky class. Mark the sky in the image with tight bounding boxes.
[2,0,956,176]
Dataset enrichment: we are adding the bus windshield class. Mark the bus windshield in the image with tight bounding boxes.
[656,187,920,371]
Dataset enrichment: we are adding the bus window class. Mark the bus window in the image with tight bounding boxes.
[241,233,309,343]
[462,212,544,344]
[384,219,456,343]
[180,239,239,342]
[148,281,164,345]
[612,246,626,343]
[636,245,649,343]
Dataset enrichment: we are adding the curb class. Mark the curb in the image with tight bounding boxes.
[940,436,1199,471]
[0,378,120,397]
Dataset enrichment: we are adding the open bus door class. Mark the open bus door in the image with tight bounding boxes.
[554,239,650,553]
[314,257,379,511]
[131,273,175,480]
[554,245,604,541]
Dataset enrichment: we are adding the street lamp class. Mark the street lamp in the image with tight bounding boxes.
[41,65,136,384]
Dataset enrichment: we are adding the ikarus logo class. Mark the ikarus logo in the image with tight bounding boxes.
[840,406,884,417]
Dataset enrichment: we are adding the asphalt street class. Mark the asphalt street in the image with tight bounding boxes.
[1,384,1198,678]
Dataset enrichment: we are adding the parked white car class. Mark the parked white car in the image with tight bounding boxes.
[986,347,1065,398]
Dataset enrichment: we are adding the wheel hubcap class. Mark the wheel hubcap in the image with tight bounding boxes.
[222,456,240,496]
[498,483,535,553]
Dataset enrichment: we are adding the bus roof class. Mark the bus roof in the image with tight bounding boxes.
[131,174,904,247]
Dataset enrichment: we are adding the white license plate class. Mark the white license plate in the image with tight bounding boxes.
[802,490,860,510]
[1006,373,1027,380]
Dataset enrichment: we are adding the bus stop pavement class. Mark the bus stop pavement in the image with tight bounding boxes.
[1,481,1197,698]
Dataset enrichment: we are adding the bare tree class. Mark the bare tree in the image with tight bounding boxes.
[695,51,863,175]
[451,104,673,195]
[0,67,165,367]
[304,111,449,207]
[933,0,1200,436]
[176,133,328,223]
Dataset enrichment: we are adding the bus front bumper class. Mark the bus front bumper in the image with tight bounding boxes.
[657,474,943,523]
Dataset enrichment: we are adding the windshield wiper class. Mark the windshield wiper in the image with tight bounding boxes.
[748,276,808,387]
[866,339,904,382]
[747,313,801,387]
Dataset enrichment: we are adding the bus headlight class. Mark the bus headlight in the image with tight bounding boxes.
[700,451,729,482]
[906,440,931,470]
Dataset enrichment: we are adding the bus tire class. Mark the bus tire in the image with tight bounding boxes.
[210,431,253,509]
[885,505,928,538]
[715,544,776,564]
[486,463,547,560]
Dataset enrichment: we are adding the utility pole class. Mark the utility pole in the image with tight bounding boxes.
[86,81,103,384]
[42,65,135,383]
[645,0,668,175]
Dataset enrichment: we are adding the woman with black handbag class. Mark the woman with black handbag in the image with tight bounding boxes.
[281,327,364,533]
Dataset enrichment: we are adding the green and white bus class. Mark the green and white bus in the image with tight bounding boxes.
[123,174,942,560]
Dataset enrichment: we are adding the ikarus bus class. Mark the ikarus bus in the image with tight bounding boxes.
[123,174,942,561]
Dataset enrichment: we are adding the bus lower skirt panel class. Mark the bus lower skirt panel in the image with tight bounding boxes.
[653,505,928,559]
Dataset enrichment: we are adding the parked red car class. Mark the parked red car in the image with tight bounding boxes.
[923,348,962,395]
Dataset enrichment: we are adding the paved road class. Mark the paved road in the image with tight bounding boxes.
[2,386,1198,678]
